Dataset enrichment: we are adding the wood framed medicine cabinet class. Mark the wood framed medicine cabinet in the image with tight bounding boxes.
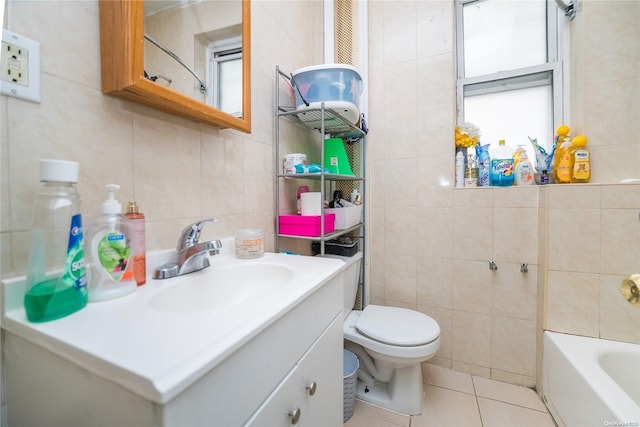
[98,0,251,133]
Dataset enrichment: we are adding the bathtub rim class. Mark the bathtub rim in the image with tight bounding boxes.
[542,331,640,427]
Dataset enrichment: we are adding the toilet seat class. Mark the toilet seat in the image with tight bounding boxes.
[343,306,441,360]
[356,305,440,346]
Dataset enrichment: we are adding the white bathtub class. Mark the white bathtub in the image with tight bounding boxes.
[543,331,640,427]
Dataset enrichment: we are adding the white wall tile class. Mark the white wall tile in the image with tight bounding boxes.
[416,54,455,111]
[452,207,492,261]
[547,208,601,273]
[452,260,492,315]
[416,1,454,59]
[546,270,600,337]
[384,159,418,207]
[384,254,417,305]
[452,311,491,368]
[417,256,453,309]
[492,207,538,264]
[600,208,640,274]
[382,11,417,65]
[385,207,418,256]
[417,207,453,258]
[492,263,537,321]
[491,316,536,377]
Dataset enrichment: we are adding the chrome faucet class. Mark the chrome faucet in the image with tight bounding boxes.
[153,218,223,279]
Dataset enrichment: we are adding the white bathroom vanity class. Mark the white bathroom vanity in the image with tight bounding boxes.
[1,251,346,426]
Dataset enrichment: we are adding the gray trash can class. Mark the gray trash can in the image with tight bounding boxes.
[343,349,359,423]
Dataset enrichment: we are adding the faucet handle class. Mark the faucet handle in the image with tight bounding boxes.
[178,218,218,250]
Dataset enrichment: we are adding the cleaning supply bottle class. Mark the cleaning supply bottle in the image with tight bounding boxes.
[570,135,590,183]
[24,159,88,322]
[476,143,491,186]
[455,150,465,187]
[539,170,550,185]
[125,201,146,286]
[464,154,478,187]
[514,150,534,186]
[86,184,136,302]
[513,145,526,170]
[554,136,573,184]
[490,139,514,187]
[551,125,570,181]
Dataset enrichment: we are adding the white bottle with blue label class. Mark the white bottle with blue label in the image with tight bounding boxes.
[86,184,136,302]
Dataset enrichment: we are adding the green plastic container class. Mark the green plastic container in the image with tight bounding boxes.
[324,138,355,176]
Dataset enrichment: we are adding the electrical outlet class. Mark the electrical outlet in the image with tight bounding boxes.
[0,30,40,103]
[1,41,29,85]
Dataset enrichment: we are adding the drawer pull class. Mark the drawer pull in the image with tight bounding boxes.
[307,381,317,396]
[289,408,301,425]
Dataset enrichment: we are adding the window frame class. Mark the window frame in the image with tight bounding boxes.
[207,36,243,117]
[455,0,567,150]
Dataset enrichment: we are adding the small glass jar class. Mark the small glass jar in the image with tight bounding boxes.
[235,229,264,259]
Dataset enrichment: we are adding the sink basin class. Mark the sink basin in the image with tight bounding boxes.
[149,262,295,312]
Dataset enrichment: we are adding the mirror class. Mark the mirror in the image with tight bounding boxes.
[99,0,251,133]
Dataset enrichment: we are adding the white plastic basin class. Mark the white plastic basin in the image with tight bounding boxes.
[149,263,294,312]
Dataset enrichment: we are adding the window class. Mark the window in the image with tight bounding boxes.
[208,36,243,117]
[456,0,565,162]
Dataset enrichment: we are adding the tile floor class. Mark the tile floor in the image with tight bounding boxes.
[344,364,556,427]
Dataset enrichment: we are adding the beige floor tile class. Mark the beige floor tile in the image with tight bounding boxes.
[423,363,475,394]
[344,411,406,427]
[347,400,410,427]
[472,376,546,412]
[477,397,556,427]
[411,385,482,427]
[347,368,557,427]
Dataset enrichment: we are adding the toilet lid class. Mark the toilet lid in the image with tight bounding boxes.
[355,305,440,347]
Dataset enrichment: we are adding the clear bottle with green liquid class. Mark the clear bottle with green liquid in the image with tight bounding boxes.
[24,159,88,322]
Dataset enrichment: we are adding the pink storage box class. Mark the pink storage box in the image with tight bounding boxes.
[279,214,335,237]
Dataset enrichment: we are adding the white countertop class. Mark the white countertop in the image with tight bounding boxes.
[1,241,345,404]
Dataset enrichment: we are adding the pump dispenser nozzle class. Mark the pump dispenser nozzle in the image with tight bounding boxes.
[102,184,122,215]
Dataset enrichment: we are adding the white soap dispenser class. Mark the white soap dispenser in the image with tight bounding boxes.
[86,184,136,302]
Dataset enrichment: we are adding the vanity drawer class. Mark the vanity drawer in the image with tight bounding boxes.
[244,314,343,426]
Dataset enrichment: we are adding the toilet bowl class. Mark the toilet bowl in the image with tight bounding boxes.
[327,252,441,416]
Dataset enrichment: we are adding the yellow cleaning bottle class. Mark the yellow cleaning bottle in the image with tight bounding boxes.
[554,136,573,184]
[570,135,590,183]
[552,125,570,183]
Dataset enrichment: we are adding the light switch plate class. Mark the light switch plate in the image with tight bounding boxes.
[1,29,41,103]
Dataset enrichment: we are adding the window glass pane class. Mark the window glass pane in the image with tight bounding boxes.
[218,58,242,116]
[464,84,552,168]
[463,0,547,78]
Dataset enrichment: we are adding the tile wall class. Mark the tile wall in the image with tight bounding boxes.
[368,0,640,389]
[545,184,640,344]
[0,0,324,277]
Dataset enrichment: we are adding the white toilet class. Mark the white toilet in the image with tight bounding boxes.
[334,252,441,416]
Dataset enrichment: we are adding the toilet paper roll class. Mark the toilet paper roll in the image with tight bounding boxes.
[300,192,322,216]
